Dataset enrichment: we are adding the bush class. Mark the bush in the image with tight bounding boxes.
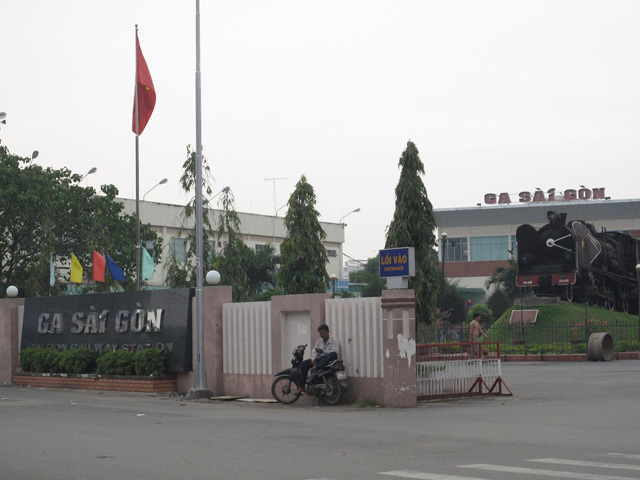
[19,348,38,372]
[32,347,62,373]
[58,349,98,374]
[134,348,166,376]
[96,350,135,375]
[467,304,493,323]
[486,288,513,321]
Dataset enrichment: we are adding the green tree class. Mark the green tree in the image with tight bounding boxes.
[486,288,513,320]
[385,141,439,325]
[0,145,160,296]
[438,278,467,324]
[349,256,385,297]
[485,258,519,299]
[278,175,329,294]
[213,188,253,301]
[166,145,217,288]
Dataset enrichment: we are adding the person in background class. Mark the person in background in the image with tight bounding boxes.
[299,324,339,391]
[469,312,488,359]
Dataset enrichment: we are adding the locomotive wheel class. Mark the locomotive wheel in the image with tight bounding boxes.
[589,296,599,308]
[622,299,630,314]
[564,285,574,303]
[606,292,616,311]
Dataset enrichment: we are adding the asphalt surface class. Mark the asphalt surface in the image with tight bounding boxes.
[1,361,639,480]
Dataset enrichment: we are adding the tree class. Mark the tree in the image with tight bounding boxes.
[213,188,253,302]
[349,256,385,297]
[0,145,161,296]
[485,259,519,299]
[166,145,217,288]
[486,288,513,320]
[438,278,467,324]
[385,141,439,324]
[278,175,329,294]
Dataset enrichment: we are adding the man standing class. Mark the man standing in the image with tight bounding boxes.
[299,324,339,391]
[469,312,488,359]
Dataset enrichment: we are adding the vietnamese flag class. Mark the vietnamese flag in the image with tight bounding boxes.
[93,250,106,283]
[132,30,156,135]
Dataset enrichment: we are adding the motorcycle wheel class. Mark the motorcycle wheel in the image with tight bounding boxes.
[321,375,343,406]
[271,376,302,404]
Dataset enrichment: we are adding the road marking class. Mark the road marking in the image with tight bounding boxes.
[379,471,489,480]
[460,464,637,480]
[530,458,640,471]
[603,453,640,461]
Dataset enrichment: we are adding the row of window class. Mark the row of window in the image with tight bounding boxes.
[442,236,517,262]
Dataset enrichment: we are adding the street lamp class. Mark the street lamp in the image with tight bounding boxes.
[80,167,97,182]
[440,232,448,287]
[636,264,640,341]
[330,274,338,299]
[143,178,168,201]
[6,285,18,298]
[0,112,6,130]
[339,208,361,225]
[206,270,221,285]
[31,151,39,160]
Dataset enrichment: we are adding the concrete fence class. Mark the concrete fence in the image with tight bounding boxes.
[1,288,418,407]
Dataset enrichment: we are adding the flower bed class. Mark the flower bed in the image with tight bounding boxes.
[12,372,177,393]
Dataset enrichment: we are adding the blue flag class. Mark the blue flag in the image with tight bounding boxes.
[106,254,125,282]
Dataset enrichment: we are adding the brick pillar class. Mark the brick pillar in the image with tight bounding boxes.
[203,285,232,395]
[381,289,417,408]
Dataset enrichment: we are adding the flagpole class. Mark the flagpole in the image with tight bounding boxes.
[135,24,142,291]
[190,0,210,398]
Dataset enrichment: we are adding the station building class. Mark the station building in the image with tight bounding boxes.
[433,188,640,303]
[119,198,345,288]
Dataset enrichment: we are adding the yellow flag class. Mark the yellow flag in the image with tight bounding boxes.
[70,253,83,283]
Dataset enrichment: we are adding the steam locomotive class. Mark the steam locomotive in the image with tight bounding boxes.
[516,211,639,313]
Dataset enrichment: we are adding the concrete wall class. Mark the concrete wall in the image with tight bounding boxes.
[0,298,24,384]
[1,288,418,407]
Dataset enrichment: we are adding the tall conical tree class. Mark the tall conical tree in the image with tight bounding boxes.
[385,141,439,325]
[278,175,329,294]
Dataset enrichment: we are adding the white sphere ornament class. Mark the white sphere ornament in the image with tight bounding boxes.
[206,270,221,285]
[6,286,18,298]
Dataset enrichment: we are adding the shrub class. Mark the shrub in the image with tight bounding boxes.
[96,350,135,375]
[486,288,513,321]
[134,348,166,376]
[467,304,493,323]
[32,347,62,373]
[58,349,98,374]
[19,348,38,372]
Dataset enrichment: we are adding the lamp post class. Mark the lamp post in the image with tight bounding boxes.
[636,264,640,341]
[339,208,361,225]
[143,178,168,201]
[80,167,97,182]
[440,232,448,287]
[6,286,18,298]
[330,274,338,299]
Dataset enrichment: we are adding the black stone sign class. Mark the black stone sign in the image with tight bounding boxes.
[21,288,194,372]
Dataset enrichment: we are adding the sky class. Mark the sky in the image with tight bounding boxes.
[2,1,640,264]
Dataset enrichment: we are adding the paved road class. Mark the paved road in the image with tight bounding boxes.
[1,361,638,480]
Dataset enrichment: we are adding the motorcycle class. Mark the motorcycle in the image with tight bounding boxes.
[271,344,347,405]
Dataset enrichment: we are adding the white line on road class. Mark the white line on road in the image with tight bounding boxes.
[460,464,638,480]
[379,471,490,480]
[530,458,640,471]
[603,453,640,461]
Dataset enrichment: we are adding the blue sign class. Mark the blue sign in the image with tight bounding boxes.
[379,247,415,278]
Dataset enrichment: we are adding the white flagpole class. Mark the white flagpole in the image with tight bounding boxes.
[191,0,210,397]
[135,24,142,291]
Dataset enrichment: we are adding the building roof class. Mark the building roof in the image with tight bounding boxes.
[434,199,640,228]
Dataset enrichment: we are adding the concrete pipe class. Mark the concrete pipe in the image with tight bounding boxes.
[587,332,614,361]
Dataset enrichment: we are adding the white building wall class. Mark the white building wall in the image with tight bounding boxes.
[119,198,344,287]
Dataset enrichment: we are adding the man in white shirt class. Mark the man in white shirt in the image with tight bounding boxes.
[299,324,339,391]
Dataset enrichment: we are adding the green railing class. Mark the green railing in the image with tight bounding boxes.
[418,323,640,356]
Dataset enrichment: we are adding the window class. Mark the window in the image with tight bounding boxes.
[145,240,155,250]
[443,237,468,262]
[470,236,509,261]
[510,235,517,258]
[255,244,267,252]
[170,237,186,263]
[327,249,337,257]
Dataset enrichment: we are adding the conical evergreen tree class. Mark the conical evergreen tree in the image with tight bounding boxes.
[278,175,329,294]
[385,141,439,324]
